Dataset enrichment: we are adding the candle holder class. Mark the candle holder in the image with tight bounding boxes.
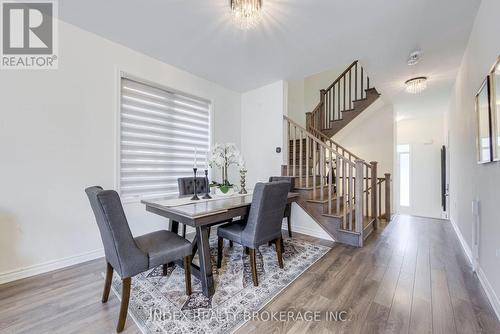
[191,168,200,200]
[239,169,248,194]
[202,169,212,199]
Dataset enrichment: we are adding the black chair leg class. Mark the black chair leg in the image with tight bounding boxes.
[244,247,250,255]
[184,256,192,295]
[102,262,113,303]
[182,224,187,238]
[287,216,292,238]
[162,264,169,276]
[276,238,284,269]
[117,277,131,333]
[217,237,224,269]
[229,240,233,247]
[249,248,258,286]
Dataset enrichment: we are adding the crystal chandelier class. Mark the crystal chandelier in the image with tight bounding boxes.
[405,77,428,94]
[231,0,262,30]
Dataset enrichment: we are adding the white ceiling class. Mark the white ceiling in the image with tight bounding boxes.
[59,0,480,113]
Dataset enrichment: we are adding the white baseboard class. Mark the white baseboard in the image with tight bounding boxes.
[282,222,333,241]
[449,217,500,322]
[0,248,104,285]
[477,266,500,322]
[449,217,473,265]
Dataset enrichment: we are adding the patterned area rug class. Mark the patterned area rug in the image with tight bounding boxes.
[109,236,331,334]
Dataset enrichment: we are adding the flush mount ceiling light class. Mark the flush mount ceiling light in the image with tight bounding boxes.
[407,50,422,66]
[405,76,428,94]
[231,0,262,30]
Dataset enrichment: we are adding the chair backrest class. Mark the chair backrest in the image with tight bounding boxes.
[241,181,290,247]
[177,177,208,196]
[269,176,295,192]
[85,186,148,278]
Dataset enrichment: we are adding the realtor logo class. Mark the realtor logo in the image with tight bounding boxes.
[1,0,58,69]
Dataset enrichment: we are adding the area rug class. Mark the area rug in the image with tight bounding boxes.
[109,236,331,334]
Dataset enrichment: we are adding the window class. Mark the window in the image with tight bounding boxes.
[119,76,210,201]
[397,144,410,207]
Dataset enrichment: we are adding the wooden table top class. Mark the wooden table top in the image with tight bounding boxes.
[142,192,299,220]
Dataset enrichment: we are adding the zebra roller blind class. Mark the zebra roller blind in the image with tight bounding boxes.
[120,77,210,201]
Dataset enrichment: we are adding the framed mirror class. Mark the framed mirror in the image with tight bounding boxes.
[490,57,500,161]
[476,78,492,164]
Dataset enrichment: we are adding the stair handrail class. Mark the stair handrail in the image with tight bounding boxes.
[307,125,371,167]
[306,60,372,131]
[284,116,355,166]
[325,60,359,92]
[285,115,366,244]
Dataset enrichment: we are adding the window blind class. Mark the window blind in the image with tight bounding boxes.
[119,77,210,201]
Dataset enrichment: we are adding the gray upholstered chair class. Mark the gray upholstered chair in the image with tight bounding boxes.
[269,176,295,238]
[216,181,290,286]
[176,177,209,238]
[85,186,192,333]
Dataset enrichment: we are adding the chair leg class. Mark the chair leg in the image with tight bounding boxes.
[229,240,233,247]
[184,256,192,295]
[117,277,131,333]
[276,238,284,269]
[249,248,258,286]
[102,262,113,303]
[244,247,250,255]
[182,224,187,238]
[162,264,169,276]
[217,237,224,269]
[287,216,292,238]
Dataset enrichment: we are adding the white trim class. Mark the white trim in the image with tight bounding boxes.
[477,266,500,322]
[281,221,334,241]
[449,217,500,322]
[449,216,473,265]
[0,248,104,285]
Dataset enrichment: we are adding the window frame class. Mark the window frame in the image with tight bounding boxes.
[115,70,213,203]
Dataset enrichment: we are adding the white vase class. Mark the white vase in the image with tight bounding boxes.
[215,187,235,197]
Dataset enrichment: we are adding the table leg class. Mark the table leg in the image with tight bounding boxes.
[169,220,179,234]
[196,226,215,297]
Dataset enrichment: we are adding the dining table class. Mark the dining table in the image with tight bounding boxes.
[141,191,299,298]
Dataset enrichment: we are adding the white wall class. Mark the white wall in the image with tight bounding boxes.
[0,20,241,282]
[241,81,333,241]
[303,66,346,114]
[446,0,500,319]
[286,65,346,127]
[287,79,305,127]
[333,100,394,177]
[396,115,445,218]
[241,81,286,186]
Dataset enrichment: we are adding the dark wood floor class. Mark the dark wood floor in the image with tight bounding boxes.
[0,215,498,333]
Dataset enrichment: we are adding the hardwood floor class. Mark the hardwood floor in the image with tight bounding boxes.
[0,215,498,333]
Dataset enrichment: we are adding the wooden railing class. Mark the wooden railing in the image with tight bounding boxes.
[286,116,373,245]
[306,60,371,131]
[285,116,392,246]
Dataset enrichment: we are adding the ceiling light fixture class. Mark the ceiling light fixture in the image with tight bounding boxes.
[231,0,262,30]
[407,50,422,66]
[405,76,428,94]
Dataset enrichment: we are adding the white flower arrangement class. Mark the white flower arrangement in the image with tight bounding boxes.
[208,143,244,188]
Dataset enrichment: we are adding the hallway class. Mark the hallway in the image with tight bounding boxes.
[240,215,500,333]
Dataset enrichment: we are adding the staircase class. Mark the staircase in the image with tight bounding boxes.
[306,60,380,137]
[283,61,391,247]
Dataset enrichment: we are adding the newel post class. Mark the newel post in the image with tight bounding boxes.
[320,89,326,129]
[305,112,312,131]
[370,161,378,222]
[385,173,391,220]
[355,159,364,247]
